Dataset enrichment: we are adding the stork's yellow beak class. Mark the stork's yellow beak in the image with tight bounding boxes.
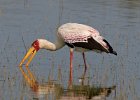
[19,46,37,67]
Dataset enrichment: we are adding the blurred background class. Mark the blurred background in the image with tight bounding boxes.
[0,0,140,99]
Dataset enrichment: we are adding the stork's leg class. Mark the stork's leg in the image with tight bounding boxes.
[69,48,73,86]
[82,52,87,74]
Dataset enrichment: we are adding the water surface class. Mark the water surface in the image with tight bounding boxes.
[0,0,140,99]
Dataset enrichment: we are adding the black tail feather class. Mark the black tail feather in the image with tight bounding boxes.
[103,39,117,56]
[111,51,117,56]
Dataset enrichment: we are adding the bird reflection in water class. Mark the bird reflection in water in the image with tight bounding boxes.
[19,66,116,100]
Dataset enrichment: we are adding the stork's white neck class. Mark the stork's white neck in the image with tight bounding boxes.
[38,38,65,51]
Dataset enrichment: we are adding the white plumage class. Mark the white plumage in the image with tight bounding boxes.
[58,23,112,53]
[58,23,100,43]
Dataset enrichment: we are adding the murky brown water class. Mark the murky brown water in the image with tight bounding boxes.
[0,0,140,99]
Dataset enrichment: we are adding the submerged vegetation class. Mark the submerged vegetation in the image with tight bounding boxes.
[19,66,116,99]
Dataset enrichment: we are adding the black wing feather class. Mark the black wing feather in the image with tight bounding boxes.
[65,37,117,55]
[65,37,108,52]
[103,39,117,55]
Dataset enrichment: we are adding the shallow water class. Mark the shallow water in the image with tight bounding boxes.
[0,0,140,99]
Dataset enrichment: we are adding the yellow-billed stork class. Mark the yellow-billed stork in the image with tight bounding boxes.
[19,23,117,84]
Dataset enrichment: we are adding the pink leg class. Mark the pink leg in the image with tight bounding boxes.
[82,52,87,74]
[69,48,73,86]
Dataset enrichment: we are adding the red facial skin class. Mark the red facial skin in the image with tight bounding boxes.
[32,40,40,51]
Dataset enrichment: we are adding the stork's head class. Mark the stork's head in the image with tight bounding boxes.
[19,39,41,67]
[31,40,40,51]
[19,39,57,67]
